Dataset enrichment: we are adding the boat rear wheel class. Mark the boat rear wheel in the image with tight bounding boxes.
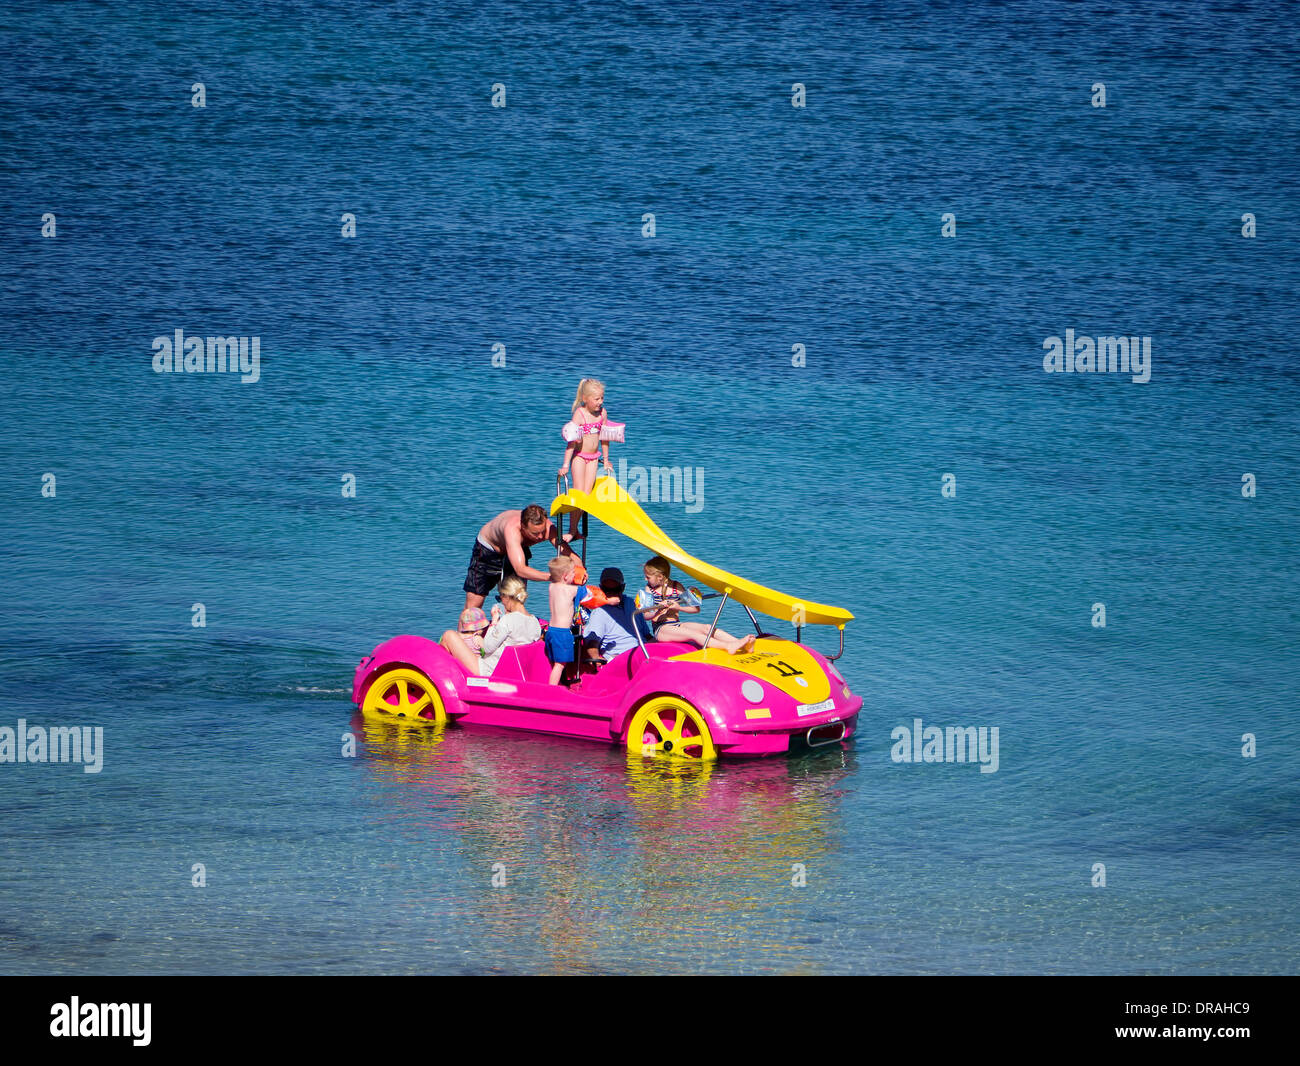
[361,667,447,725]
[625,696,716,760]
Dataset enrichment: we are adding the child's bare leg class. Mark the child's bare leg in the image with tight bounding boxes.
[568,458,596,536]
[440,630,482,673]
[664,622,753,654]
[659,621,719,648]
[575,456,597,493]
[549,661,564,685]
[709,626,753,653]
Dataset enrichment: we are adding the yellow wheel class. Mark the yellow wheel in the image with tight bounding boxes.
[361,667,447,725]
[626,696,717,760]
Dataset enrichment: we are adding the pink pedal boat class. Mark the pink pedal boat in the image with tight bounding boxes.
[351,478,861,759]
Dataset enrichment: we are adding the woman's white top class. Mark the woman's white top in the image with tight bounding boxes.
[479,611,542,675]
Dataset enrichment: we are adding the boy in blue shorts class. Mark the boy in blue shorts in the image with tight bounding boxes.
[546,555,588,684]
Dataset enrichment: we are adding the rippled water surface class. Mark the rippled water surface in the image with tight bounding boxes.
[0,1,1297,973]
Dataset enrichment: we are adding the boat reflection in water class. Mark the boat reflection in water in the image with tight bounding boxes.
[352,714,858,973]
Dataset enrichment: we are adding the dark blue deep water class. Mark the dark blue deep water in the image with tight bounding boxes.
[0,1,1296,973]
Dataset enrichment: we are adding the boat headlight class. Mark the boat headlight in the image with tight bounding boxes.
[741,679,764,703]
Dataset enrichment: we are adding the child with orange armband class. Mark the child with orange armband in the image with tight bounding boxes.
[545,555,589,684]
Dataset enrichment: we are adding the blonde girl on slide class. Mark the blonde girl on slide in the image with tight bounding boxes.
[557,378,624,540]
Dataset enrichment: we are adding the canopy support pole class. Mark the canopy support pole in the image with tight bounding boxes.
[703,589,731,651]
[743,604,762,636]
[826,626,845,662]
[633,604,651,661]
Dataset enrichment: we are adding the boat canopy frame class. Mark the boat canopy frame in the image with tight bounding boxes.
[550,476,850,660]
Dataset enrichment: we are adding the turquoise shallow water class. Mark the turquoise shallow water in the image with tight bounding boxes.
[0,1,1297,973]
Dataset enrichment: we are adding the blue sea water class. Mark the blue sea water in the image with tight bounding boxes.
[0,0,1297,974]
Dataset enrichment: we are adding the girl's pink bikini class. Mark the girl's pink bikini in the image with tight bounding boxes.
[562,414,624,463]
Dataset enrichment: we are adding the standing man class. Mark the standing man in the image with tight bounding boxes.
[462,504,575,612]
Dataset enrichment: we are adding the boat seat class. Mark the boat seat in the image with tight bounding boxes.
[490,640,553,684]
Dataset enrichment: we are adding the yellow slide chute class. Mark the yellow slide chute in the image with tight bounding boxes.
[550,477,853,628]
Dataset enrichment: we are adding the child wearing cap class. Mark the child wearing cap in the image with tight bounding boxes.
[458,607,490,656]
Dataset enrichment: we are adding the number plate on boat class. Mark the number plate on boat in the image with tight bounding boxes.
[796,698,834,717]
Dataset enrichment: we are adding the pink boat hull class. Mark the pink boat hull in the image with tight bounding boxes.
[351,633,862,758]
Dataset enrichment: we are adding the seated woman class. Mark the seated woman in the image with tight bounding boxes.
[636,555,755,654]
[440,576,542,675]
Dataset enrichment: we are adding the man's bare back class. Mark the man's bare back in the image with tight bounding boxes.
[462,506,575,612]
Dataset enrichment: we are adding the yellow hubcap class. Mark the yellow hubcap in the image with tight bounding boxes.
[626,697,716,760]
[362,667,446,725]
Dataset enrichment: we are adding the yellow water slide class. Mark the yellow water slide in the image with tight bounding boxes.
[550,477,853,628]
